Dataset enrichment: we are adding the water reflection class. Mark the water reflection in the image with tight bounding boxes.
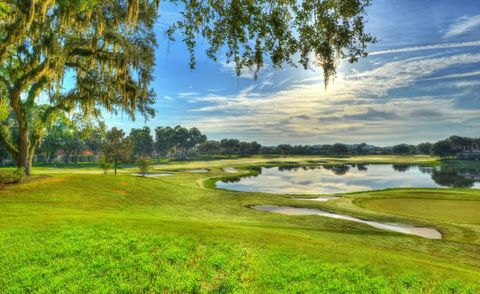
[216,164,480,194]
[392,164,411,172]
[431,168,476,188]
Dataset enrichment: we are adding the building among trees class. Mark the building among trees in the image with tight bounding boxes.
[456,150,480,160]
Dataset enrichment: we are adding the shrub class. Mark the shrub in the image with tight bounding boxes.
[98,156,112,174]
[0,168,25,185]
[136,156,153,176]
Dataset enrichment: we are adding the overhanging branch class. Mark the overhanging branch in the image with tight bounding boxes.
[0,124,19,159]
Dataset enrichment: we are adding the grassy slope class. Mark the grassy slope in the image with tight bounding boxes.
[0,155,479,293]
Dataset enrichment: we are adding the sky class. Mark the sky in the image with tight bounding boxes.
[107,0,480,146]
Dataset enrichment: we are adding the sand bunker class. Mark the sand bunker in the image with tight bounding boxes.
[252,205,441,239]
[179,169,209,173]
[294,196,338,202]
[132,173,174,177]
[223,167,239,173]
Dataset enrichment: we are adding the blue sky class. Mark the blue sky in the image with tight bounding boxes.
[108,0,480,146]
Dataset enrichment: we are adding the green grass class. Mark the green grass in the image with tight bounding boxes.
[1,155,479,292]
[359,198,480,224]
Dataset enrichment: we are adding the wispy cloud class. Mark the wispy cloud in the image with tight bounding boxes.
[369,41,480,56]
[348,54,480,96]
[220,61,264,79]
[423,70,480,81]
[177,92,199,98]
[156,10,181,29]
[184,53,480,144]
[443,15,480,39]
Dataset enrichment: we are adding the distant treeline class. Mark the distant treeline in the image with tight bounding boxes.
[263,136,480,158]
[0,119,478,165]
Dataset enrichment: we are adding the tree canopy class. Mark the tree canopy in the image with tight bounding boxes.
[103,127,133,175]
[0,0,375,175]
[169,0,375,84]
[0,0,158,174]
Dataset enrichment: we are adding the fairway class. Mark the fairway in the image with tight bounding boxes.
[0,156,480,292]
[359,198,480,224]
[3,1,480,292]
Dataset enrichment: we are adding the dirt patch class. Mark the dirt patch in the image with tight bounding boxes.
[113,189,128,196]
[40,177,66,184]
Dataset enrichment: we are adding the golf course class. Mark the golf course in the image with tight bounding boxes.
[1,155,479,293]
[3,0,480,292]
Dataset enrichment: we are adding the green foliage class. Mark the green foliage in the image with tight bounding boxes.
[98,156,112,174]
[136,156,153,176]
[103,128,133,175]
[0,1,377,173]
[155,125,207,159]
[432,140,456,158]
[392,144,416,155]
[168,0,375,85]
[331,143,349,155]
[0,99,9,122]
[417,142,433,155]
[0,0,158,174]
[129,127,154,158]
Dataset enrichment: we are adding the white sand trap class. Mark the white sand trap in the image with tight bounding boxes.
[252,205,441,239]
[179,169,209,173]
[223,167,238,173]
[294,196,338,202]
[132,173,174,177]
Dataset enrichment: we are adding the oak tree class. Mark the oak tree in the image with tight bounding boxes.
[0,0,374,175]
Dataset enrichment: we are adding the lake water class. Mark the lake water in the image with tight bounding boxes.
[216,164,480,194]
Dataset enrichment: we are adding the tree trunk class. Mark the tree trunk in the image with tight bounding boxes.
[27,141,37,176]
[114,159,118,175]
[10,91,32,176]
[17,127,31,176]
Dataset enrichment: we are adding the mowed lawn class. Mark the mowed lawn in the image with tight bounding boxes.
[359,198,480,224]
[0,156,479,293]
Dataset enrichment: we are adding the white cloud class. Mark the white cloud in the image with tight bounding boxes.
[443,15,480,39]
[184,53,480,144]
[369,41,480,56]
[177,92,199,98]
[348,54,480,96]
[423,70,480,81]
[220,61,264,79]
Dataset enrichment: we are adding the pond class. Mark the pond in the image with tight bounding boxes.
[216,164,480,194]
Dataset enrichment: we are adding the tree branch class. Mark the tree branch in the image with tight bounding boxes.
[25,76,48,108]
[0,123,19,159]
[16,59,49,89]
[0,18,23,64]
[0,74,10,93]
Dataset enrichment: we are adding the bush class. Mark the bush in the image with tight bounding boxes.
[98,156,112,174]
[136,156,153,176]
[0,168,24,185]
